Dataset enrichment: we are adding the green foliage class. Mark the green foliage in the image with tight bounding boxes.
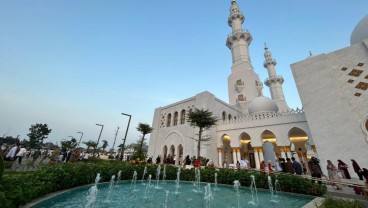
[27,123,52,148]
[0,155,3,181]
[318,196,364,208]
[136,123,153,152]
[186,108,219,159]
[60,138,77,151]
[131,149,145,161]
[0,161,326,207]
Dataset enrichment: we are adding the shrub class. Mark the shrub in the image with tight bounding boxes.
[318,196,364,208]
[0,161,326,207]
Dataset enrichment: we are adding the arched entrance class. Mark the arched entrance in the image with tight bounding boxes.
[288,127,310,173]
[222,135,232,167]
[261,130,278,166]
[288,127,309,163]
[239,132,255,168]
[177,144,183,165]
[162,145,168,163]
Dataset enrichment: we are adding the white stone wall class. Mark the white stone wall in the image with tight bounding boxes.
[147,91,241,163]
[291,40,368,176]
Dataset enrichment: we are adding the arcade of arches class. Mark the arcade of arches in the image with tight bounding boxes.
[161,144,184,165]
[218,127,316,169]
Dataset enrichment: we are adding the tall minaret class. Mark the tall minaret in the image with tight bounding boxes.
[226,0,262,113]
[263,44,290,112]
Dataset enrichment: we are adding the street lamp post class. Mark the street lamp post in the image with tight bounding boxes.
[120,113,131,161]
[77,132,84,148]
[111,126,120,155]
[95,124,104,157]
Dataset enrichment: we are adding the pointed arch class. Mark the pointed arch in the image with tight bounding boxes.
[222,111,227,121]
[173,111,178,126]
[166,113,171,127]
[180,109,186,124]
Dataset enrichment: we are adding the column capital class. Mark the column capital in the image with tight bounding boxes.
[217,147,223,153]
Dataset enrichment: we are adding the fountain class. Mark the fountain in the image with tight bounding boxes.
[197,168,201,192]
[141,166,147,183]
[131,171,138,191]
[175,166,181,194]
[163,190,169,208]
[268,176,279,203]
[204,183,214,208]
[162,165,167,184]
[35,173,315,208]
[274,177,281,197]
[85,173,101,208]
[214,173,218,191]
[155,165,161,188]
[117,171,121,181]
[105,175,115,203]
[248,175,259,206]
[144,174,152,199]
[233,180,241,208]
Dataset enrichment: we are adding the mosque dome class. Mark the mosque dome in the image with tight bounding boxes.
[248,96,279,115]
[350,15,368,45]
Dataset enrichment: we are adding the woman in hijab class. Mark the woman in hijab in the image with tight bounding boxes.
[351,159,364,180]
[337,159,351,179]
[327,160,343,190]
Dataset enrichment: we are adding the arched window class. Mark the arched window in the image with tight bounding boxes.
[228,114,232,120]
[222,111,226,121]
[173,112,178,126]
[180,109,186,124]
[167,113,171,127]
[365,119,368,131]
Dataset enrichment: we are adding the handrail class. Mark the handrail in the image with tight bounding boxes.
[227,29,250,37]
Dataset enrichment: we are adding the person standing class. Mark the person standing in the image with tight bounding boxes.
[16,145,27,164]
[285,158,295,174]
[337,159,351,179]
[327,160,343,190]
[351,159,364,180]
[292,157,303,175]
[308,157,323,184]
[155,155,161,164]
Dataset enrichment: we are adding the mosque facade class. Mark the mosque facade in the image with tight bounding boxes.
[147,1,368,173]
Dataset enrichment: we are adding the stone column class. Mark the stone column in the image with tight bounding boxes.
[286,147,292,159]
[232,148,237,164]
[254,148,260,169]
[174,147,179,165]
[217,148,222,167]
[259,148,264,163]
[281,151,286,159]
[236,148,241,161]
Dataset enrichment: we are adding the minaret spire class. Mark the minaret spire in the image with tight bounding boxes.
[226,0,262,113]
[263,44,290,112]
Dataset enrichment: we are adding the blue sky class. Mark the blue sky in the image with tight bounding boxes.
[1,0,367,148]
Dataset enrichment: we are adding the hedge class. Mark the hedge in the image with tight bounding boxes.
[0,160,326,207]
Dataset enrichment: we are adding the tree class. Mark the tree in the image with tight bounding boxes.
[27,123,52,148]
[83,140,97,153]
[101,140,108,153]
[61,137,77,151]
[136,123,153,153]
[187,108,219,160]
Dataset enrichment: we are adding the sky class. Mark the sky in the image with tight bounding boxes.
[1,0,367,148]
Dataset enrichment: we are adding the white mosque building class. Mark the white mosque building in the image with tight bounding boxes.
[147,0,368,173]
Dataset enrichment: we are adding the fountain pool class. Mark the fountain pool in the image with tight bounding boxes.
[32,181,314,208]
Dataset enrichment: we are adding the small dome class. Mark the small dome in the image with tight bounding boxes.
[350,15,368,45]
[248,96,279,115]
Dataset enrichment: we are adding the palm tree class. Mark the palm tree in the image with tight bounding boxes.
[136,123,153,153]
[101,140,108,153]
[83,140,97,153]
[187,108,219,159]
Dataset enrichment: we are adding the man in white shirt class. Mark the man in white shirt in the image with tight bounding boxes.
[240,158,249,169]
[16,145,27,164]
